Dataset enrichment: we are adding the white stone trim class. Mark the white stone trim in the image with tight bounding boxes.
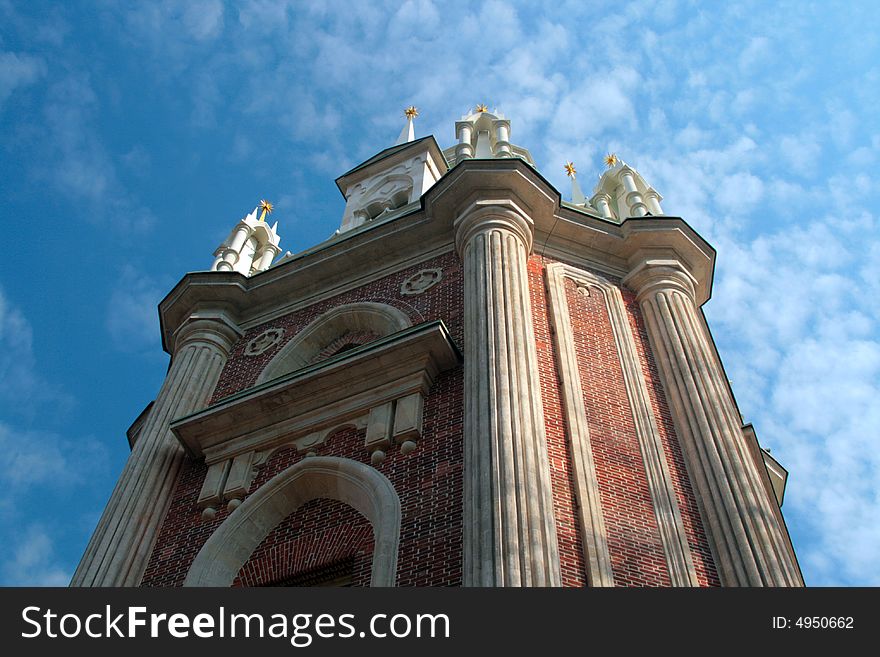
[184,457,401,587]
[173,322,460,464]
[257,302,412,384]
[545,262,699,586]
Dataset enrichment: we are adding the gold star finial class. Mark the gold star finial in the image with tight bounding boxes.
[258,199,274,222]
[404,106,419,119]
[475,103,489,113]
[564,161,577,178]
[604,153,619,168]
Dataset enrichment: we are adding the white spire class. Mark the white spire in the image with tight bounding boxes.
[564,161,586,205]
[395,106,418,145]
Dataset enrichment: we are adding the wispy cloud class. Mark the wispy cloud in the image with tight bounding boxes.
[106,265,166,353]
[0,50,45,109]
[1,524,71,586]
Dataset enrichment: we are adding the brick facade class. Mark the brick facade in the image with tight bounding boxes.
[142,251,718,587]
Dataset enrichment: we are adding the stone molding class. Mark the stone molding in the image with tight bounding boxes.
[257,302,412,384]
[453,199,535,255]
[244,328,285,356]
[455,200,561,586]
[173,311,244,356]
[545,262,699,586]
[623,252,698,304]
[625,257,803,586]
[184,457,401,587]
[171,322,461,513]
[400,268,442,296]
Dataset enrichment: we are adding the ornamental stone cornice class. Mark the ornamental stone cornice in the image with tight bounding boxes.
[453,199,535,255]
[159,158,715,353]
[170,320,461,463]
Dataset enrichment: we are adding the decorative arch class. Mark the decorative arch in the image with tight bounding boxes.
[257,302,411,383]
[184,456,401,587]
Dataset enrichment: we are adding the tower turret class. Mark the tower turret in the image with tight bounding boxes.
[336,108,447,234]
[591,154,664,220]
[444,105,535,166]
[210,200,282,275]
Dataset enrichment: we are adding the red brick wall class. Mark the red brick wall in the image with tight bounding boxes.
[528,256,587,587]
[530,255,719,587]
[210,251,464,403]
[142,248,717,588]
[564,274,673,586]
[234,497,374,587]
[142,252,464,587]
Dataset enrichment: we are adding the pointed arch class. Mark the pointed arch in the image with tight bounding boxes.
[184,456,400,587]
[257,302,412,383]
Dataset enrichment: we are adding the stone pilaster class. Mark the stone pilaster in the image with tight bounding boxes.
[624,256,802,586]
[455,199,561,587]
[71,312,241,586]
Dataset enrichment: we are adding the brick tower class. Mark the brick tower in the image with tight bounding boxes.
[72,107,803,587]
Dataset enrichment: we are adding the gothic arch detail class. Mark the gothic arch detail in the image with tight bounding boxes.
[184,456,401,587]
[257,302,412,383]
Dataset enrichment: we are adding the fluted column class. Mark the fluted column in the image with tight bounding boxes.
[455,199,561,587]
[71,312,241,586]
[624,257,802,586]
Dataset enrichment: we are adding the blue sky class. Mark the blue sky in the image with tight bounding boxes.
[1,0,878,586]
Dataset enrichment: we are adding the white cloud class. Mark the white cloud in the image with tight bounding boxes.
[1,524,70,586]
[0,51,45,109]
[707,210,880,585]
[550,67,640,138]
[38,74,156,232]
[738,36,771,72]
[0,287,72,416]
[106,266,165,352]
[779,134,821,177]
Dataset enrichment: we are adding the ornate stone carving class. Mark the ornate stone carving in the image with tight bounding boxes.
[400,268,442,295]
[244,328,285,356]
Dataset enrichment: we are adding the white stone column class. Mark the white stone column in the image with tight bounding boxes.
[493,120,512,157]
[619,168,648,217]
[644,189,663,215]
[455,199,561,587]
[71,312,241,586]
[216,222,252,271]
[455,123,474,161]
[255,243,280,272]
[592,193,614,220]
[624,257,802,586]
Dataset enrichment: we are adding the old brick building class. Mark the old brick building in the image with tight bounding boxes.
[72,108,802,587]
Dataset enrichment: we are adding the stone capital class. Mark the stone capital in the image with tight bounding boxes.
[172,311,243,356]
[453,199,535,256]
[622,251,698,303]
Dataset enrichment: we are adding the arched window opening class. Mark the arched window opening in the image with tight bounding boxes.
[184,456,401,587]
